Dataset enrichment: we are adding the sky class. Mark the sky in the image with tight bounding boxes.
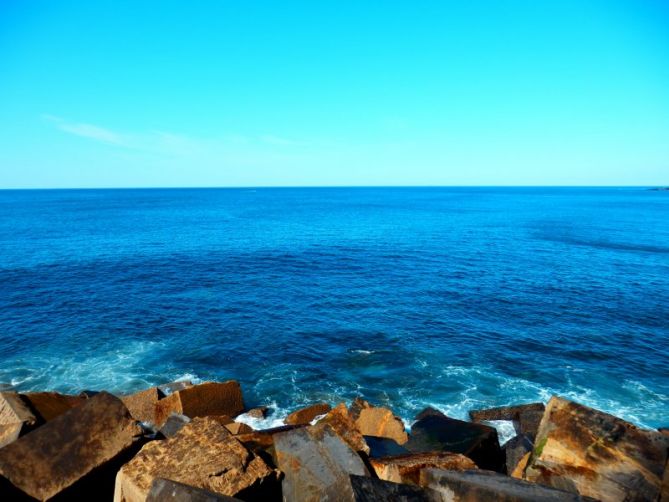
[1,1,668,188]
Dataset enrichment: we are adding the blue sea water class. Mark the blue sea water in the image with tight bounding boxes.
[0,187,668,430]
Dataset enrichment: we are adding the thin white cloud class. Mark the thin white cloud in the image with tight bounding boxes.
[42,115,126,145]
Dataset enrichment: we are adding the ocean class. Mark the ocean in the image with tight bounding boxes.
[0,187,667,430]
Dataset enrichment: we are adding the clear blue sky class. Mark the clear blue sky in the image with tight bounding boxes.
[1,1,668,187]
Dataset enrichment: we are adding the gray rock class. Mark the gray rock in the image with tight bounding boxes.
[160,413,192,438]
[421,469,597,501]
[503,434,533,476]
[349,474,441,501]
[274,424,369,501]
[364,435,410,458]
[407,414,504,472]
[147,478,242,501]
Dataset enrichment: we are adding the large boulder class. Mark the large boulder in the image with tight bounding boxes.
[353,402,408,445]
[370,451,476,484]
[420,469,596,501]
[154,381,244,427]
[121,387,162,425]
[364,435,410,458]
[313,403,369,455]
[349,474,441,501]
[524,396,669,502]
[146,478,242,502]
[407,414,505,472]
[273,424,369,501]
[0,392,142,501]
[114,417,279,502]
[20,391,85,422]
[285,403,331,425]
[470,403,545,441]
[504,434,534,476]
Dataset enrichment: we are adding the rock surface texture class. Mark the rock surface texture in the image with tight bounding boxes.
[114,417,278,501]
[524,396,669,502]
[0,392,142,501]
[273,424,369,501]
[370,452,477,484]
[284,403,332,425]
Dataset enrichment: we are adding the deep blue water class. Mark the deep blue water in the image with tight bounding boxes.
[1,187,668,429]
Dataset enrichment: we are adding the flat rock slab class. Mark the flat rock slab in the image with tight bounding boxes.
[285,403,331,425]
[371,451,477,484]
[314,403,369,454]
[115,417,278,502]
[21,391,85,422]
[147,478,242,502]
[274,424,369,501]
[525,396,669,502]
[356,406,408,445]
[0,392,142,501]
[421,469,597,501]
[349,474,441,501]
[407,414,504,472]
[121,388,162,424]
[470,403,545,441]
[154,381,244,427]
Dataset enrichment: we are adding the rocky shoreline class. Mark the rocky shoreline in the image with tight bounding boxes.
[0,380,667,501]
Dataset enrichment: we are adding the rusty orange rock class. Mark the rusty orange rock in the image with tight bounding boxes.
[371,451,477,485]
[284,402,331,425]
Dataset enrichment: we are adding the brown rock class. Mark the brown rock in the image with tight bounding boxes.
[274,424,369,501]
[225,422,253,435]
[208,414,234,426]
[470,402,545,441]
[512,452,531,479]
[349,397,371,420]
[313,403,370,454]
[284,402,331,425]
[21,391,85,422]
[154,381,244,427]
[121,387,162,424]
[421,468,596,501]
[114,417,279,502]
[0,392,142,501]
[236,425,303,451]
[371,452,477,484]
[356,406,408,445]
[0,392,36,448]
[524,396,669,502]
[406,414,504,472]
[246,407,269,419]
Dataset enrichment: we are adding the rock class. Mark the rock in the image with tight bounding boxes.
[349,397,371,420]
[246,406,269,419]
[504,434,533,476]
[114,417,279,502]
[0,392,36,448]
[273,424,369,501]
[0,392,142,501]
[524,396,669,502]
[147,478,242,501]
[0,423,23,449]
[284,402,331,425]
[20,391,85,422]
[154,381,244,427]
[512,452,531,479]
[407,414,504,472]
[313,403,370,454]
[79,390,100,398]
[157,380,193,396]
[364,435,410,458]
[160,413,191,438]
[121,387,162,424]
[421,469,596,501]
[236,425,303,451]
[415,407,447,421]
[349,474,441,501]
[208,414,234,426]
[659,427,669,437]
[370,452,477,484]
[356,406,408,445]
[470,403,545,441]
[225,422,253,435]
